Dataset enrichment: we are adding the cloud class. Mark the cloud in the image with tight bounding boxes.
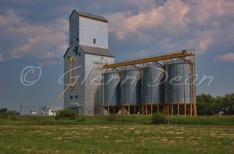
[128,50,154,60]
[198,38,213,51]
[0,10,68,65]
[107,0,234,55]
[0,0,234,65]
[39,60,60,67]
[214,53,234,63]
[0,54,4,62]
[108,0,190,40]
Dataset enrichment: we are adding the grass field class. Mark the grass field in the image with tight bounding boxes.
[0,115,233,153]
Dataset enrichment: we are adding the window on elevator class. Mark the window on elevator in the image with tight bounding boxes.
[75,46,78,55]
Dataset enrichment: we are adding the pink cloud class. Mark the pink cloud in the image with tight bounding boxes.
[215,53,234,63]
[107,0,190,40]
[107,0,234,54]
[0,54,4,62]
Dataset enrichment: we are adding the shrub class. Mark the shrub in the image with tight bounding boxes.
[55,109,77,120]
[152,112,167,124]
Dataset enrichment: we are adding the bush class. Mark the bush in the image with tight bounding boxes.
[55,109,77,120]
[152,112,167,124]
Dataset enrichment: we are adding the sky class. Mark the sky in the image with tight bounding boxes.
[0,0,234,114]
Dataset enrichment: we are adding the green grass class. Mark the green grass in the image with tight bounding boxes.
[0,115,233,153]
[167,115,234,125]
[1,115,233,126]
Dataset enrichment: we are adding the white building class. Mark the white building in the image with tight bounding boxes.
[63,10,115,115]
[31,110,37,115]
[47,106,63,116]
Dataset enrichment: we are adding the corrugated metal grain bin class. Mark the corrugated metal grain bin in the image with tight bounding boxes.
[120,67,141,105]
[102,71,120,105]
[141,63,164,104]
[165,58,192,103]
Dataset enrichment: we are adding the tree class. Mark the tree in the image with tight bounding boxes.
[0,108,7,113]
[214,96,223,113]
[221,93,234,115]
[197,93,234,115]
[196,94,217,115]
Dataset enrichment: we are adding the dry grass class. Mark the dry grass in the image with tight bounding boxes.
[0,124,233,153]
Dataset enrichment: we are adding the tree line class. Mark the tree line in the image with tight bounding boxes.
[0,108,20,115]
[197,93,234,115]
[1,93,234,116]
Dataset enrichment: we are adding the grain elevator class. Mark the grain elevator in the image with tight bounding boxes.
[62,10,114,115]
[56,10,197,116]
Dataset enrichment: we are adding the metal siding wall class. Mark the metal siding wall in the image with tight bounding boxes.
[69,13,79,48]
[79,17,108,49]
[73,46,85,114]
[64,49,70,109]
[64,47,85,115]
[64,48,78,108]
[85,54,114,115]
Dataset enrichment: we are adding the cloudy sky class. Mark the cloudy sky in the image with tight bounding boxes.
[0,0,234,113]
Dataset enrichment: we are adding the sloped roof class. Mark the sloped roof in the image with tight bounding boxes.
[168,58,190,64]
[80,45,114,57]
[63,47,70,58]
[69,10,108,22]
[173,58,189,64]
